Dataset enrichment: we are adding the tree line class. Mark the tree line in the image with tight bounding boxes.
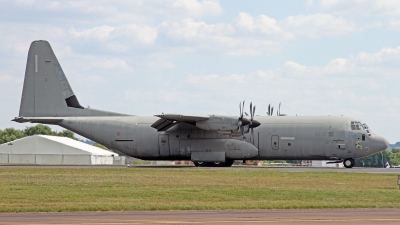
[355,149,400,167]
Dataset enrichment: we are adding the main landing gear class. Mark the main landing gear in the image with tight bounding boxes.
[194,159,234,167]
[343,158,355,168]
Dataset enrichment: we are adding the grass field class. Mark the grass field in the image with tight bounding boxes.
[0,167,400,212]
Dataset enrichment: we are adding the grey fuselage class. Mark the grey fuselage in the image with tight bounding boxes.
[56,115,385,161]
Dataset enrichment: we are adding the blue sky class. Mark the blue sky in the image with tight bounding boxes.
[0,0,400,143]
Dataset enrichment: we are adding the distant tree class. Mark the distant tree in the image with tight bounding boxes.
[23,124,78,140]
[93,142,109,150]
[355,150,391,167]
[24,124,56,136]
[392,148,400,153]
[389,150,400,166]
[0,128,26,144]
[57,130,78,140]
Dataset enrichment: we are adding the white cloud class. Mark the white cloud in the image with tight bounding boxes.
[0,75,22,83]
[171,0,223,17]
[125,90,208,104]
[8,0,223,22]
[161,18,234,41]
[89,58,133,72]
[235,13,293,39]
[69,24,158,45]
[281,13,359,38]
[309,0,400,16]
[69,26,114,40]
[159,15,292,56]
[187,73,246,84]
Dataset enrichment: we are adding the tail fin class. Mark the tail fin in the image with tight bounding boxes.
[18,40,126,118]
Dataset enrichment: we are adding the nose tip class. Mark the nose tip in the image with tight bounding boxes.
[370,135,388,152]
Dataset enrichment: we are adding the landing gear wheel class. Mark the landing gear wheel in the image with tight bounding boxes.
[223,159,234,167]
[194,162,213,167]
[194,162,204,167]
[343,158,355,168]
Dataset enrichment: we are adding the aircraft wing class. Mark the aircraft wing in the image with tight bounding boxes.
[151,114,209,131]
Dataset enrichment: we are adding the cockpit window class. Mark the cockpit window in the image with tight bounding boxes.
[362,123,371,134]
[351,121,356,130]
[351,121,364,131]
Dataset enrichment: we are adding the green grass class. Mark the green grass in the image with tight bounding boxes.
[0,167,399,212]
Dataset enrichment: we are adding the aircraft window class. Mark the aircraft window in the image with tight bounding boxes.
[362,123,371,134]
[351,121,364,131]
[355,122,361,130]
[351,121,356,130]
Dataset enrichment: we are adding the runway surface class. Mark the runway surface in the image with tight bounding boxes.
[1,209,400,225]
[2,164,400,174]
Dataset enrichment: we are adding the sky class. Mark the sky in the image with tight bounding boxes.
[0,0,399,143]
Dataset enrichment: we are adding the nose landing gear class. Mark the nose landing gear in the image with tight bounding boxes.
[343,158,355,168]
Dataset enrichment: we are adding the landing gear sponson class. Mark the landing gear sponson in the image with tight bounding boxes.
[343,158,355,168]
[193,159,234,167]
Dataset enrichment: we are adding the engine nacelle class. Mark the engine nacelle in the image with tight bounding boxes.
[195,115,238,132]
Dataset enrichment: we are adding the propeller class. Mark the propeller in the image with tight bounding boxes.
[278,102,281,116]
[249,102,261,142]
[238,100,250,139]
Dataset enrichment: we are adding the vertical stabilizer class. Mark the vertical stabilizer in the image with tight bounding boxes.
[19,40,82,117]
[17,40,126,118]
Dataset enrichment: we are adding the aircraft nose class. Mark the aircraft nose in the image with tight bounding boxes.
[369,135,389,153]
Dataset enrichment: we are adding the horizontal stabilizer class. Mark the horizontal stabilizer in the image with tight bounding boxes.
[12,117,63,124]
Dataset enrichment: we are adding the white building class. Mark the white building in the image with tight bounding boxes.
[0,135,124,165]
[312,160,344,168]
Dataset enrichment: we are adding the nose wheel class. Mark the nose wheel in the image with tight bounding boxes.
[343,158,355,168]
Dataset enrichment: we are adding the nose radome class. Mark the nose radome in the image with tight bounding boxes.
[370,135,389,153]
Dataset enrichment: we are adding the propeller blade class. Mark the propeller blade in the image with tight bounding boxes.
[271,107,274,116]
[239,102,242,119]
[244,112,249,116]
[242,100,245,118]
[279,102,281,116]
[250,102,253,120]
[253,105,256,118]
[268,104,271,116]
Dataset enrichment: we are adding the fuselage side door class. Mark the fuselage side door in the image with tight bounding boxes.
[158,134,170,157]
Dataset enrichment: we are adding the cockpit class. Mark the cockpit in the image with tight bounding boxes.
[350,121,372,136]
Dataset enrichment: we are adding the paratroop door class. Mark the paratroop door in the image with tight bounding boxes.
[158,134,170,156]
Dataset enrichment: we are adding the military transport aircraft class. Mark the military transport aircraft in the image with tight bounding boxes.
[13,40,389,168]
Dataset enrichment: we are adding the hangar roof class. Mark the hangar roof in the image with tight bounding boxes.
[0,135,117,156]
